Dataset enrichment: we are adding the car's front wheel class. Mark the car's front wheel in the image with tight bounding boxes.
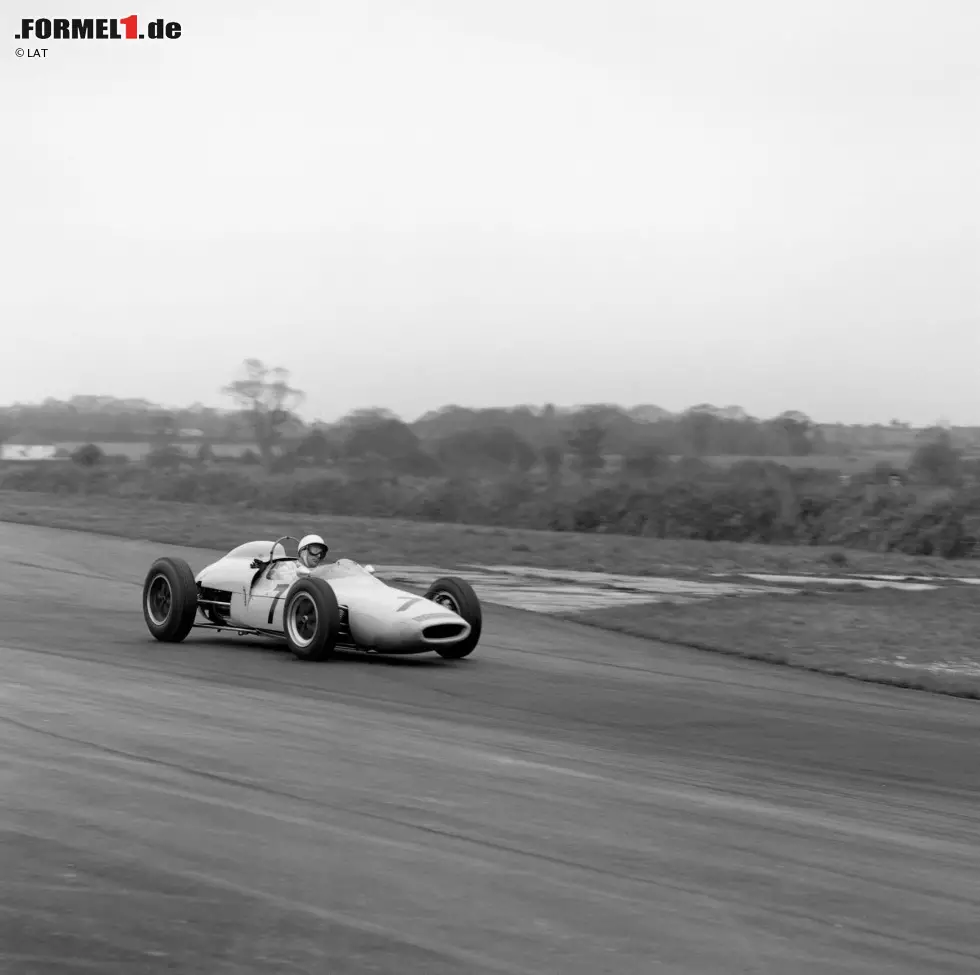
[142,557,198,643]
[283,577,341,661]
[424,576,482,659]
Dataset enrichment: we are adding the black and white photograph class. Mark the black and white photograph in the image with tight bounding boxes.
[1,1,978,972]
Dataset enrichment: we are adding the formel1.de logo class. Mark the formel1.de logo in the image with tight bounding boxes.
[15,16,182,41]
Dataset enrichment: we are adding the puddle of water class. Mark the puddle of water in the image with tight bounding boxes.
[374,564,796,614]
[711,571,980,589]
[740,573,940,592]
[853,574,980,585]
[373,560,974,616]
[463,564,791,596]
[864,657,980,678]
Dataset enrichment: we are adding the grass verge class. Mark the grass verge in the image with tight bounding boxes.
[2,490,980,580]
[564,587,980,699]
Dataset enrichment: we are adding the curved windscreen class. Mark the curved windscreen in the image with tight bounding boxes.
[313,559,374,581]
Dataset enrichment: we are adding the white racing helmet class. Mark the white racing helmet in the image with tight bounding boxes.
[297,533,329,569]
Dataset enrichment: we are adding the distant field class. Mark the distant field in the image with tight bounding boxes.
[7,442,929,473]
[697,451,915,473]
[51,441,259,460]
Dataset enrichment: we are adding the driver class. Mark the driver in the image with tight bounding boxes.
[297,534,329,573]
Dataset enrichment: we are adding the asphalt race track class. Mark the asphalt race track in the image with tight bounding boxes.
[1,523,979,974]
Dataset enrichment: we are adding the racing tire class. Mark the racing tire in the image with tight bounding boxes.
[283,577,341,661]
[424,576,482,659]
[143,557,198,643]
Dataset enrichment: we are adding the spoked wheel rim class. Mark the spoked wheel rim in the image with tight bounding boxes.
[145,574,173,626]
[431,591,460,615]
[287,594,319,648]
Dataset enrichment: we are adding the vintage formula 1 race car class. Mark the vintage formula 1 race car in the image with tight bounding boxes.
[141,536,483,661]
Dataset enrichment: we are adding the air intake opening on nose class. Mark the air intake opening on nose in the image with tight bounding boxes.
[423,623,466,640]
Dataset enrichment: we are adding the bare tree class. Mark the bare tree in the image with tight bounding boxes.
[221,359,304,469]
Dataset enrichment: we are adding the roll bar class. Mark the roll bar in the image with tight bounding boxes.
[270,535,300,561]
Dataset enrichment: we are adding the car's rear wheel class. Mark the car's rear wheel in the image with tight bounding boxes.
[424,576,482,659]
[142,557,198,643]
[284,577,341,661]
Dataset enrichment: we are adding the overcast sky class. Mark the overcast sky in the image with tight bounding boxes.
[2,0,977,425]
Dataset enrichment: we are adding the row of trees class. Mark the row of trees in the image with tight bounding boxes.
[212,366,872,464]
[220,367,970,490]
[68,425,977,491]
[7,360,973,468]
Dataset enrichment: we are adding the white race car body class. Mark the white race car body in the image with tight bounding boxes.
[194,540,473,654]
